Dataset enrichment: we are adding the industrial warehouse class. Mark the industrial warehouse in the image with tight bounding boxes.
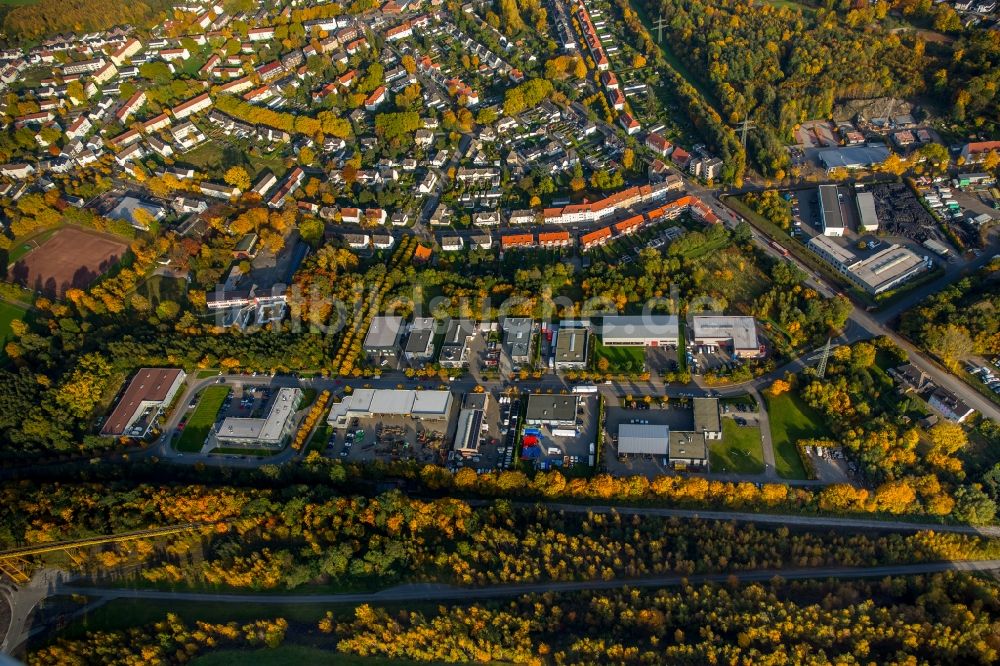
[613,397,722,470]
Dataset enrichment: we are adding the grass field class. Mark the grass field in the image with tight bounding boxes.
[710,420,765,474]
[6,227,58,265]
[135,274,187,308]
[307,423,331,453]
[0,301,27,350]
[176,386,230,452]
[765,390,830,479]
[592,340,645,372]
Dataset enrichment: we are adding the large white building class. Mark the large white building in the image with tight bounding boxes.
[215,387,302,448]
[691,316,761,359]
[807,236,929,295]
[327,389,454,425]
[601,315,679,347]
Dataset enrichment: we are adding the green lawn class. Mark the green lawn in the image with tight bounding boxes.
[134,274,187,308]
[176,386,230,452]
[6,227,58,264]
[0,300,27,349]
[306,423,331,453]
[592,339,646,372]
[710,420,765,474]
[765,390,830,479]
[297,388,318,410]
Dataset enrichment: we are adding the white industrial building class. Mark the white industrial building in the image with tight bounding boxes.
[690,316,761,359]
[819,185,846,236]
[855,191,879,232]
[327,389,454,425]
[601,315,679,347]
[807,236,929,295]
[215,387,302,448]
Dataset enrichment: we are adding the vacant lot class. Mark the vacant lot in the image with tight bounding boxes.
[765,390,830,479]
[176,386,230,452]
[9,227,127,296]
[710,420,765,474]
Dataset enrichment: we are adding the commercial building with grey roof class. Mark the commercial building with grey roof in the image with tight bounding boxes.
[525,394,579,427]
[502,317,534,365]
[364,315,404,359]
[601,315,679,347]
[215,387,301,448]
[554,325,590,369]
[691,316,761,358]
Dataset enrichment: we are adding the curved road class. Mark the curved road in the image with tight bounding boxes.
[56,560,1000,605]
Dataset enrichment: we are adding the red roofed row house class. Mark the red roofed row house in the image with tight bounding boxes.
[578,194,720,250]
[501,231,573,250]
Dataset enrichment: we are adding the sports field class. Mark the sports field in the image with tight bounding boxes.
[9,227,127,296]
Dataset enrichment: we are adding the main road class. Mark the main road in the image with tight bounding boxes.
[55,560,1000,606]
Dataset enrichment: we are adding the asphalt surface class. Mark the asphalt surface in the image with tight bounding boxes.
[57,560,1000,605]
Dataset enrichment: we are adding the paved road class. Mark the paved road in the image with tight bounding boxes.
[533,502,1000,537]
[54,560,1000,607]
[713,195,1000,424]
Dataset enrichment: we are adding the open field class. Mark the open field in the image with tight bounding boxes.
[710,420,765,474]
[0,300,26,348]
[176,386,230,452]
[8,227,127,296]
[765,391,830,479]
[592,340,645,372]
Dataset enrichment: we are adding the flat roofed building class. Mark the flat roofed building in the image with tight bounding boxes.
[554,325,590,369]
[439,319,476,368]
[364,315,404,358]
[215,387,301,448]
[502,317,534,364]
[849,246,928,295]
[692,397,722,439]
[327,389,453,423]
[403,317,438,362]
[525,394,579,427]
[807,237,928,295]
[101,368,186,437]
[819,184,845,237]
[601,315,679,346]
[856,191,879,231]
[668,430,706,469]
[454,392,489,455]
[691,316,760,358]
[617,423,669,455]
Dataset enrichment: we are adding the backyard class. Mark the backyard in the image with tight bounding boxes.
[765,390,830,479]
[709,420,765,474]
[176,386,230,452]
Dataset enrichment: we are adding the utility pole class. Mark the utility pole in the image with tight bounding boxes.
[735,114,756,151]
[816,336,832,379]
[653,15,668,44]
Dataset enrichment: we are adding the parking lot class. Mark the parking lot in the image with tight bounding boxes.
[805,445,851,483]
[646,346,679,375]
[531,395,597,472]
[453,393,517,473]
[331,412,455,465]
[603,402,695,477]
